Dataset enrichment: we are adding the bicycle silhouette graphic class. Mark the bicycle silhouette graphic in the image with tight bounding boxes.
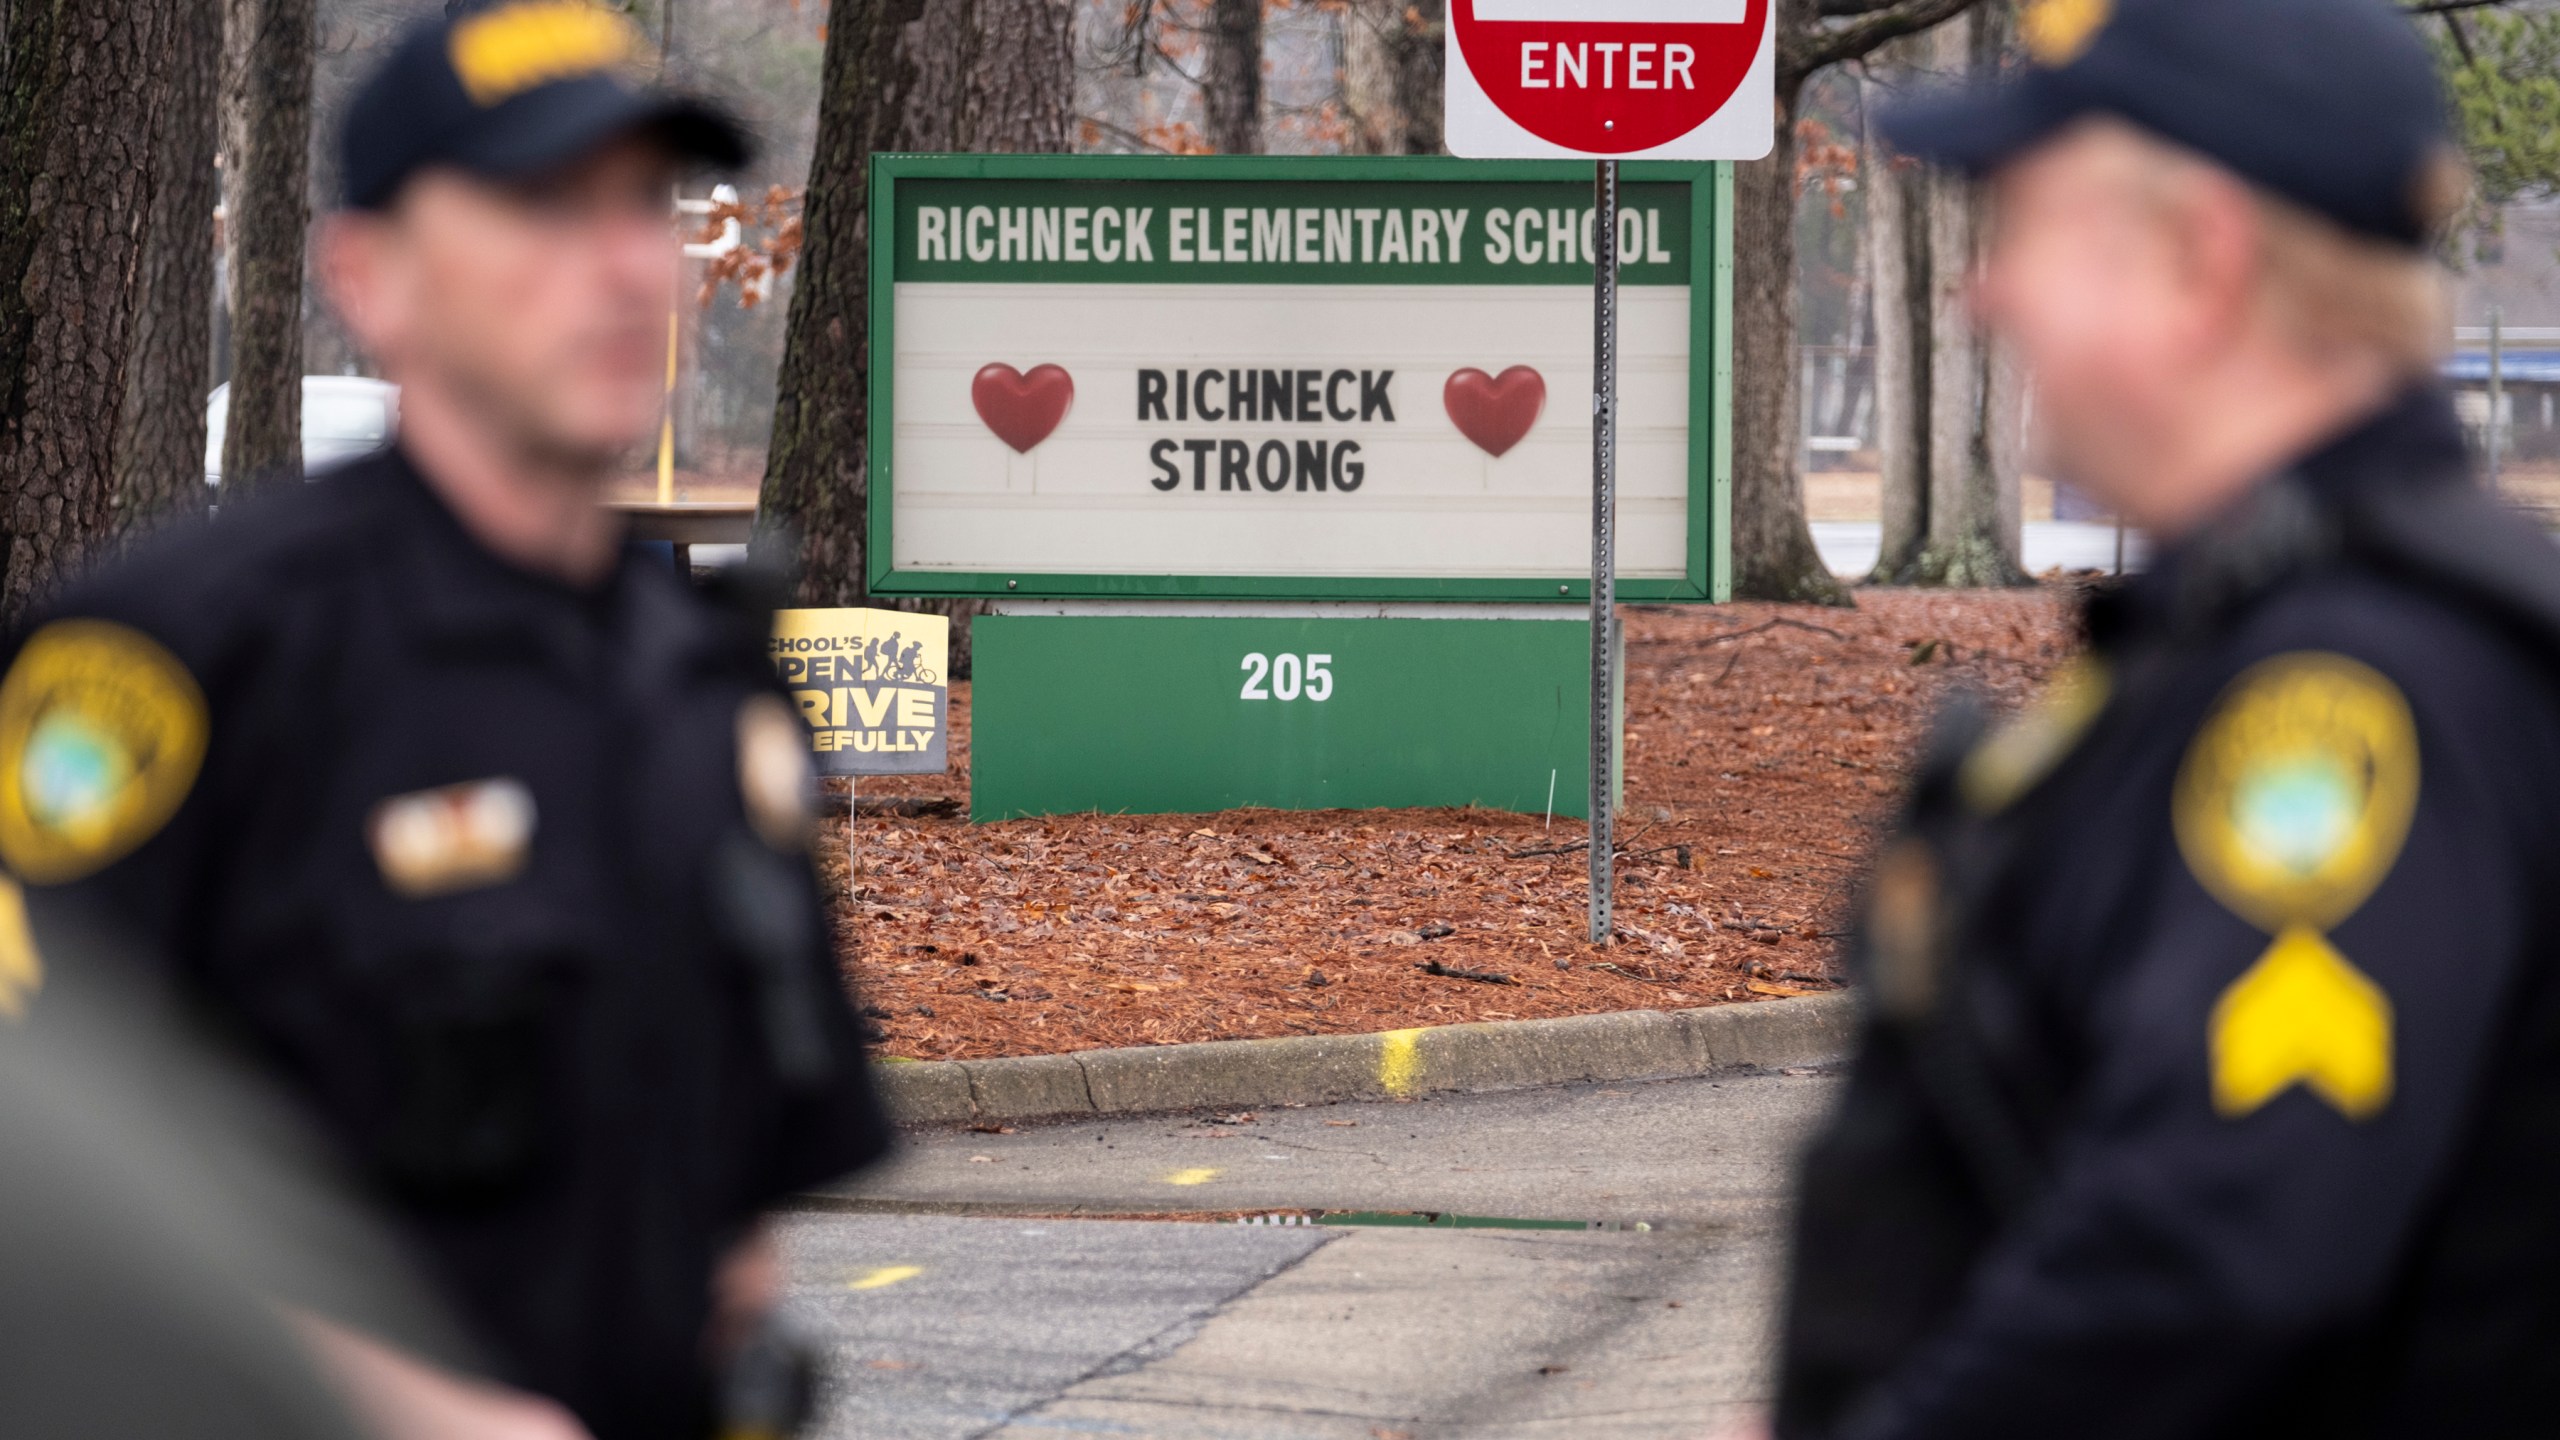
[853,634,939,686]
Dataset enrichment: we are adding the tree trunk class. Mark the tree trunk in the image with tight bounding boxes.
[0,0,178,620]
[1823,239,1869,437]
[1732,0,1984,601]
[1730,78,1853,605]
[758,0,1072,676]
[118,0,223,535]
[757,0,925,614]
[910,0,1073,150]
[1202,0,1264,155]
[1342,0,1444,156]
[1864,104,1928,583]
[1908,8,2024,587]
[219,0,313,502]
[1988,319,2026,545]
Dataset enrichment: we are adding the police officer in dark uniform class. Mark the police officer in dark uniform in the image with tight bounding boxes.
[0,4,886,1437]
[1774,0,2560,1435]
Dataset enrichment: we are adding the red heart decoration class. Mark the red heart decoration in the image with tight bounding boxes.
[1443,367,1547,458]
[971,363,1076,453]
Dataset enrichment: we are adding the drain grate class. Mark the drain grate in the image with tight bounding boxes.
[1236,1210,1662,1232]
[794,1198,1701,1231]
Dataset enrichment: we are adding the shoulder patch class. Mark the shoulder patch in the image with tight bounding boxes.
[2174,652,2418,933]
[1960,655,2112,814]
[0,621,208,885]
[738,694,816,852]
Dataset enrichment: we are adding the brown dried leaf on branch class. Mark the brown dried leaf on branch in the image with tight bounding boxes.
[696,185,806,309]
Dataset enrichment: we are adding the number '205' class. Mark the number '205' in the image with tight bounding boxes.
[1240,653,1333,702]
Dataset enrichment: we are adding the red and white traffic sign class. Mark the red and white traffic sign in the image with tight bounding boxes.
[1444,0,1774,160]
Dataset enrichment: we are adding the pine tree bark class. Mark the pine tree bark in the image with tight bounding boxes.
[219,0,314,501]
[1730,80,1853,604]
[910,0,1073,150]
[118,0,223,534]
[1907,7,2025,587]
[0,0,180,620]
[1342,0,1444,156]
[1864,92,1929,583]
[1202,0,1264,154]
[758,0,1072,675]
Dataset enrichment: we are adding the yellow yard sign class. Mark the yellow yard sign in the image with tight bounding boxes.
[769,608,950,777]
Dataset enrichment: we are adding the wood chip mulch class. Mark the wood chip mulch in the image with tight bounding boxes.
[830,587,2081,1062]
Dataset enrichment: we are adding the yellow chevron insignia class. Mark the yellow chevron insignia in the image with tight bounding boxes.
[0,876,40,1021]
[2174,653,2418,933]
[450,1,641,108]
[2212,924,2393,1120]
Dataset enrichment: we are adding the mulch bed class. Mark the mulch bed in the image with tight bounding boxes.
[829,588,2081,1061]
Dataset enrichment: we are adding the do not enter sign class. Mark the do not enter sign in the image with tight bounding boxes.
[1443,0,1765,943]
[1445,0,1774,160]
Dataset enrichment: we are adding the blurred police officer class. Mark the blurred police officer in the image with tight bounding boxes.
[0,4,887,1437]
[1774,0,2560,1436]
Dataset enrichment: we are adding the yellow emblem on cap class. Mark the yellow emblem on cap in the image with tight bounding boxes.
[2022,0,2113,67]
[450,0,641,108]
[2177,653,2415,1121]
[0,621,208,886]
[2211,923,2394,1120]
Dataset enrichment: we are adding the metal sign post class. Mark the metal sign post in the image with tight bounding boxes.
[2489,305,2506,491]
[1589,160,1620,945]
[1438,5,1773,946]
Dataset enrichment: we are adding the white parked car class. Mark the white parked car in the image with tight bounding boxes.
[205,376,400,487]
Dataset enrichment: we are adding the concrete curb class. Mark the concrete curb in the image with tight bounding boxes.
[871,993,1857,1126]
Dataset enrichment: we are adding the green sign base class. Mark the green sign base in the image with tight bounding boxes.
[970,612,1621,822]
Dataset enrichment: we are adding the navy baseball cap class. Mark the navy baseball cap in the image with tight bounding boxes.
[1878,0,2459,249]
[341,0,749,211]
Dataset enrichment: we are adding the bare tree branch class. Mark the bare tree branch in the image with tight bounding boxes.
[1804,0,2496,74]
[2442,8,2479,64]
[2404,0,2524,15]
[1075,114,1181,154]
[1791,0,1984,81]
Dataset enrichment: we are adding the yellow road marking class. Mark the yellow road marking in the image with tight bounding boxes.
[1379,1028,1426,1097]
[1164,1167,1221,1187]
[847,1265,924,1292]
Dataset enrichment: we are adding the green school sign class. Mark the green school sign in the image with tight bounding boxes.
[866,154,1732,604]
[863,156,1726,820]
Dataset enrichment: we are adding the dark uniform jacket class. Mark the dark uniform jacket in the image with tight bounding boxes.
[0,450,890,1440]
[1778,387,2560,1438]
